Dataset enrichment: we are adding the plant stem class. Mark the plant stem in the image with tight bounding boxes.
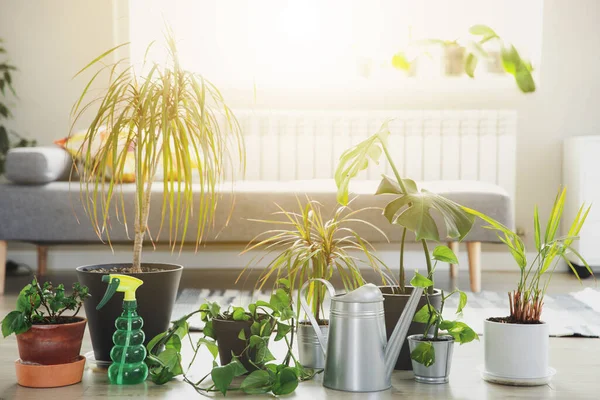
[399,228,407,293]
[421,240,434,294]
[382,143,407,193]
[132,184,152,273]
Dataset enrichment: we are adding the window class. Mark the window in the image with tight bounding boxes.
[127,0,544,91]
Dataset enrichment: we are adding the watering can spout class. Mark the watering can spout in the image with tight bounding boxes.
[383,287,424,378]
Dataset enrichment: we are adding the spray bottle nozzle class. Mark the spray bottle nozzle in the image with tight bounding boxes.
[96,274,144,310]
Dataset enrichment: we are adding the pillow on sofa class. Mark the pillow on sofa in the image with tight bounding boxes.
[55,129,136,183]
[5,147,73,184]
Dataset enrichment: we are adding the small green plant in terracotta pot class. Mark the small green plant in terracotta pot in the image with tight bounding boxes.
[1,278,90,388]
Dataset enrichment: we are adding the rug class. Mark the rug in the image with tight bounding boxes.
[171,288,600,337]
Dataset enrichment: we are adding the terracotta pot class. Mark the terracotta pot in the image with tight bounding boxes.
[380,286,442,370]
[212,318,259,372]
[16,317,86,365]
[15,355,86,388]
[76,263,183,363]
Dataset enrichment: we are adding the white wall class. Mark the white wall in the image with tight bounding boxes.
[1,0,599,270]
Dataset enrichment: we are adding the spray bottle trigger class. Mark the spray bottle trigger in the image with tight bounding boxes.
[97,277,120,310]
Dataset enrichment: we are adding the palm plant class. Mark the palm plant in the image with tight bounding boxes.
[238,198,394,322]
[335,121,474,293]
[464,187,592,323]
[71,33,244,273]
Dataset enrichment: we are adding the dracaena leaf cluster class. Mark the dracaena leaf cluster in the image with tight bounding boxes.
[1,278,90,338]
[463,187,593,323]
[146,279,316,396]
[239,198,394,323]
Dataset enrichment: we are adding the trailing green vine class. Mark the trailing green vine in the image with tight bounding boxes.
[147,279,316,396]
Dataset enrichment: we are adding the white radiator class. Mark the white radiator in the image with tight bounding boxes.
[228,110,517,200]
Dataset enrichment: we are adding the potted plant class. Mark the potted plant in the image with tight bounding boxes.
[237,199,393,369]
[71,33,244,363]
[406,264,478,383]
[335,121,475,370]
[466,24,536,93]
[147,279,315,395]
[1,278,90,387]
[0,39,36,175]
[465,188,592,384]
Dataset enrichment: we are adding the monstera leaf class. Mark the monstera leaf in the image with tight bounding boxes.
[376,175,474,242]
[335,122,391,205]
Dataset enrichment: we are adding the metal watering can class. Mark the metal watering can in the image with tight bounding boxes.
[301,279,423,392]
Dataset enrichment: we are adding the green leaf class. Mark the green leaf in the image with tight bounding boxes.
[501,45,535,93]
[272,367,299,395]
[203,320,215,339]
[469,24,497,40]
[211,360,247,396]
[238,329,246,341]
[232,307,250,321]
[156,348,183,376]
[465,53,478,78]
[240,370,271,394]
[445,321,479,344]
[457,291,468,314]
[383,180,475,242]
[269,288,291,313]
[410,271,433,288]
[0,126,8,154]
[432,246,459,264]
[410,341,436,367]
[391,52,411,71]
[335,122,391,205]
[376,174,418,195]
[438,320,455,331]
[197,337,219,359]
[16,284,35,313]
[2,311,25,337]
[146,332,167,353]
[413,304,437,324]
[165,334,182,352]
[275,322,291,341]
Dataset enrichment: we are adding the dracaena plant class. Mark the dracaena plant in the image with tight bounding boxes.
[335,121,475,293]
[71,32,244,273]
[147,280,315,396]
[464,187,592,323]
[1,278,90,337]
[238,198,394,322]
[409,264,479,367]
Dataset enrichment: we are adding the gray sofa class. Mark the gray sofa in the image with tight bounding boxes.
[0,147,513,294]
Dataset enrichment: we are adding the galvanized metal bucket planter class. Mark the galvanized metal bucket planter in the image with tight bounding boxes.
[407,334,455,384]
[296,322,328,369]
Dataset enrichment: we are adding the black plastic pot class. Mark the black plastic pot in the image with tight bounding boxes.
[380,286,442,371]
[212,318,255,371]
[76,263,183,363]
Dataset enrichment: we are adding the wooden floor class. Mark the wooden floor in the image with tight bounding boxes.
[0,270,599,399]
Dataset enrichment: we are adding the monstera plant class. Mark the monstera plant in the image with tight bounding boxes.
[335,120,475,370]
[336,121,474,292]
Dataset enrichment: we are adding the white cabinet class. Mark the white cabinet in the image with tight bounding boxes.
[563,136,600,270]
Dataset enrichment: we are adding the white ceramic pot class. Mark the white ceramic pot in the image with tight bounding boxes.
[484,319,549,379]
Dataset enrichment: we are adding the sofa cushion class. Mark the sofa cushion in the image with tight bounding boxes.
[0,179,512,244]
[5,147,73,184]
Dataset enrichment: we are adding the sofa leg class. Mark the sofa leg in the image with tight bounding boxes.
[37,245,48,276]
[448,241,459,278]
[467,241,481,293]
[0,241,6,295]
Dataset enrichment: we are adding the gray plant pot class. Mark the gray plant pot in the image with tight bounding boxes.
[297,322,328,369]
[380,286,442,370]
[407,334,455,384]
[76,263,183,363]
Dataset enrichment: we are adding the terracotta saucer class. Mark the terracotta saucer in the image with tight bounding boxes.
[15,355,86,388]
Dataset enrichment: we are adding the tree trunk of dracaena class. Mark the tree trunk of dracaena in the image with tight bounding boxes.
[132,186,152,273]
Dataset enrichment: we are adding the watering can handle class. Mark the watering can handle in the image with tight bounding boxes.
[300,278,336,355]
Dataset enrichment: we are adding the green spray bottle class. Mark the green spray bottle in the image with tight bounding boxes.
[97,274,148,384]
